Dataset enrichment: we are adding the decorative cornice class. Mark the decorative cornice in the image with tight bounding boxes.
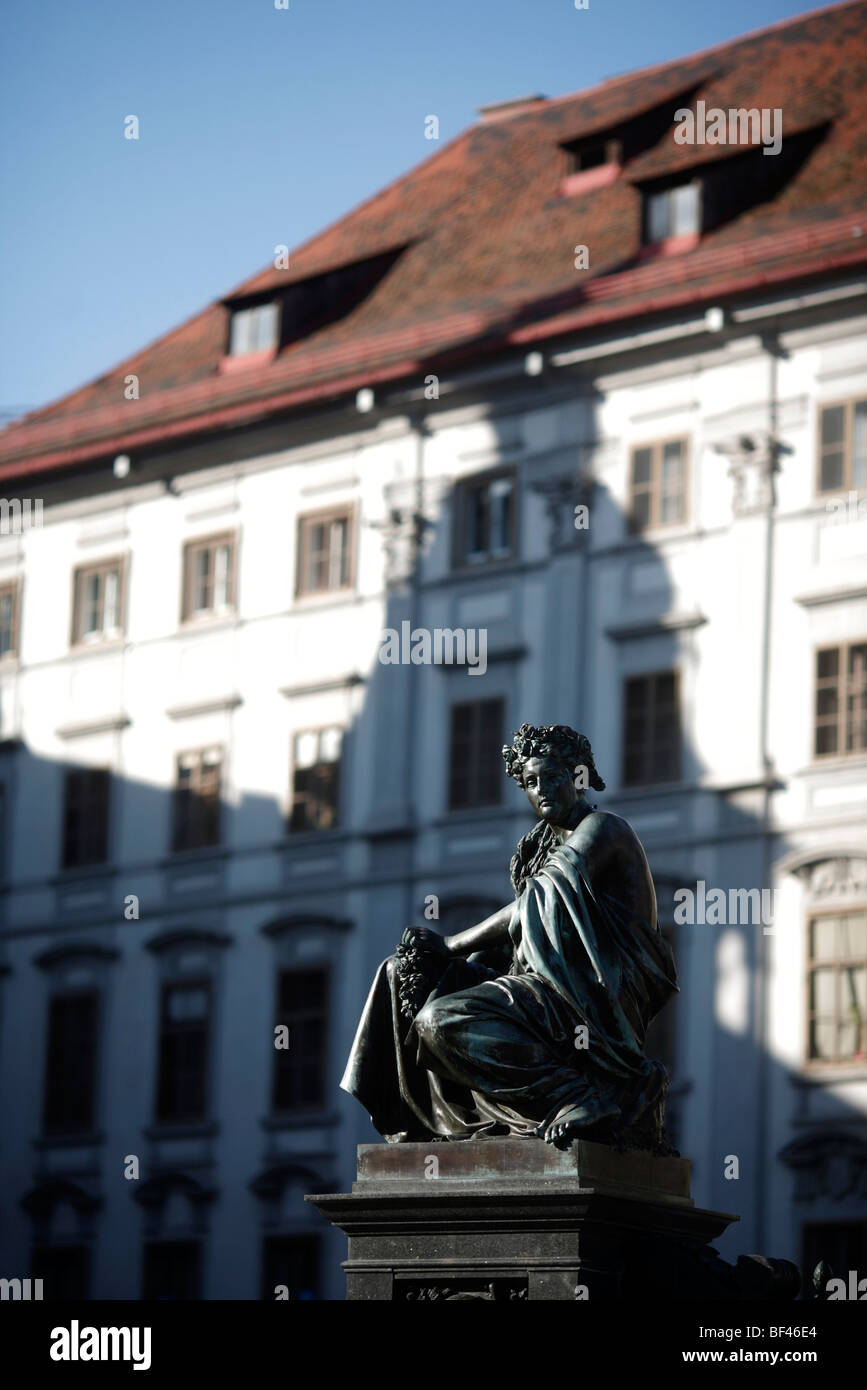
[279,673,364,698]
[605,610,707,641]
[132,1171,218,1210]
[250,1161,333,1200]
[34,942,120,970]
[261,913,351,938]
[778,851,867,900]
[778,1130,867,1202]
[165,694,242,720]
[56,714,131,740]
[794,584,867,609]
[144,928,233,954]
[21,1179,102,1219]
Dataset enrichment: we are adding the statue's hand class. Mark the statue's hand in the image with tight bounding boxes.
[399,926,451,956]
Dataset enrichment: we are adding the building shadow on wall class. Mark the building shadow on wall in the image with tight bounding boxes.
[0,389,864,1302]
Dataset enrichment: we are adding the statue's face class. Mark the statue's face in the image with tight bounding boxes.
[521,755,578,824]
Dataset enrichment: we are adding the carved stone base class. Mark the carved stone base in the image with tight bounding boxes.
[306,1138,756,1301]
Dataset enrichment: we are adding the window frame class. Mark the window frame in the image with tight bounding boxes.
[228,300,281,358]
[813,640,867,761]
[562,135,622,176]
[70,557,126,648]
[180,532,237,624]
[447,697,506,812]
[452,468,518,571]
[621,668,683,789]
[816,397,867,497]
[642,177,703,246]
[628,436,690,534]
[288,725,343,834]
[154,977,213,1125]
[804,906,867,1069]
[42,988,101,1137]
[171,746,223,853]
[0,577,20,660]
[61,766,111,870]
[270,963,331,1116]
[294,505,356,599]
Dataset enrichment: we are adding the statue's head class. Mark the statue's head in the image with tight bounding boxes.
[502,723,605,827]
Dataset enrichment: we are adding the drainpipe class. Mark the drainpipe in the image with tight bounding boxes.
[403,414,427,927]
[754,329,781,1251]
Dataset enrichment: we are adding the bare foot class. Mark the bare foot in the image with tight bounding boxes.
[536,1104,587,1147]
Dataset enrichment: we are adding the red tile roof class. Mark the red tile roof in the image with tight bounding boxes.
[3,0,867,481]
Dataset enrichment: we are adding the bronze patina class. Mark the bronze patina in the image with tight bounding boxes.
[341,723,678,1149]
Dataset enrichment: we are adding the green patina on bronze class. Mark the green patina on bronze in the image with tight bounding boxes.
[341,723,678,1150]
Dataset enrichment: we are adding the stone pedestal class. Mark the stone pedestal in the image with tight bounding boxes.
[306,1139,739,1301]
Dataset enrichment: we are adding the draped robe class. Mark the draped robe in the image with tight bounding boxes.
[340,819,678,1142]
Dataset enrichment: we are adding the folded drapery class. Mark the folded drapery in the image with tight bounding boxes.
[340,834,678,1146]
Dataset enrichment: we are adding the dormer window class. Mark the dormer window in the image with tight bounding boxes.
[564,136,621,175]
[560,135,621,197]
[229,301,279,357]
[221,246,407,372]
[643,178,701,248]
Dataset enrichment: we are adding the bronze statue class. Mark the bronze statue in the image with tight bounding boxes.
[341,723,678,1149]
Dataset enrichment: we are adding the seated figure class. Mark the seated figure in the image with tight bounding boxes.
[341,723,678,1148]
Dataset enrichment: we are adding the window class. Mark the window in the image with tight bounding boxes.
[807,910,867,1065]
[818,400,867,495]
[644,179,701,244]
[563,136,621,174]
[262,1235,320,1300]
[31,1246,90,1300]
[629,438,688,532]
[62,768,110,869]
[448,699,504,810]
[454,472,515,567]
[290,728,341,832]
[272,967,329,1113]
[229,301,279,356]
[42,991,100,1135]
[172,748,222,851]
[622,672,681,787]
[71,560,123,645]
[155,981,211,1123]
[295,509,353,596]
[0,581,19,658]
[181,534,235,621]
[814,642,867,758]
[143,1241,202,1300]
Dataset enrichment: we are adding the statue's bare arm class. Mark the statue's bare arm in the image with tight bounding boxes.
[444,903,514,955]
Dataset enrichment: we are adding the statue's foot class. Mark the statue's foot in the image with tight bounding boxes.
[537,1105,589,1148]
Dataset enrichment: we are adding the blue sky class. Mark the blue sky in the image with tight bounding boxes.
[0,0,827,418]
